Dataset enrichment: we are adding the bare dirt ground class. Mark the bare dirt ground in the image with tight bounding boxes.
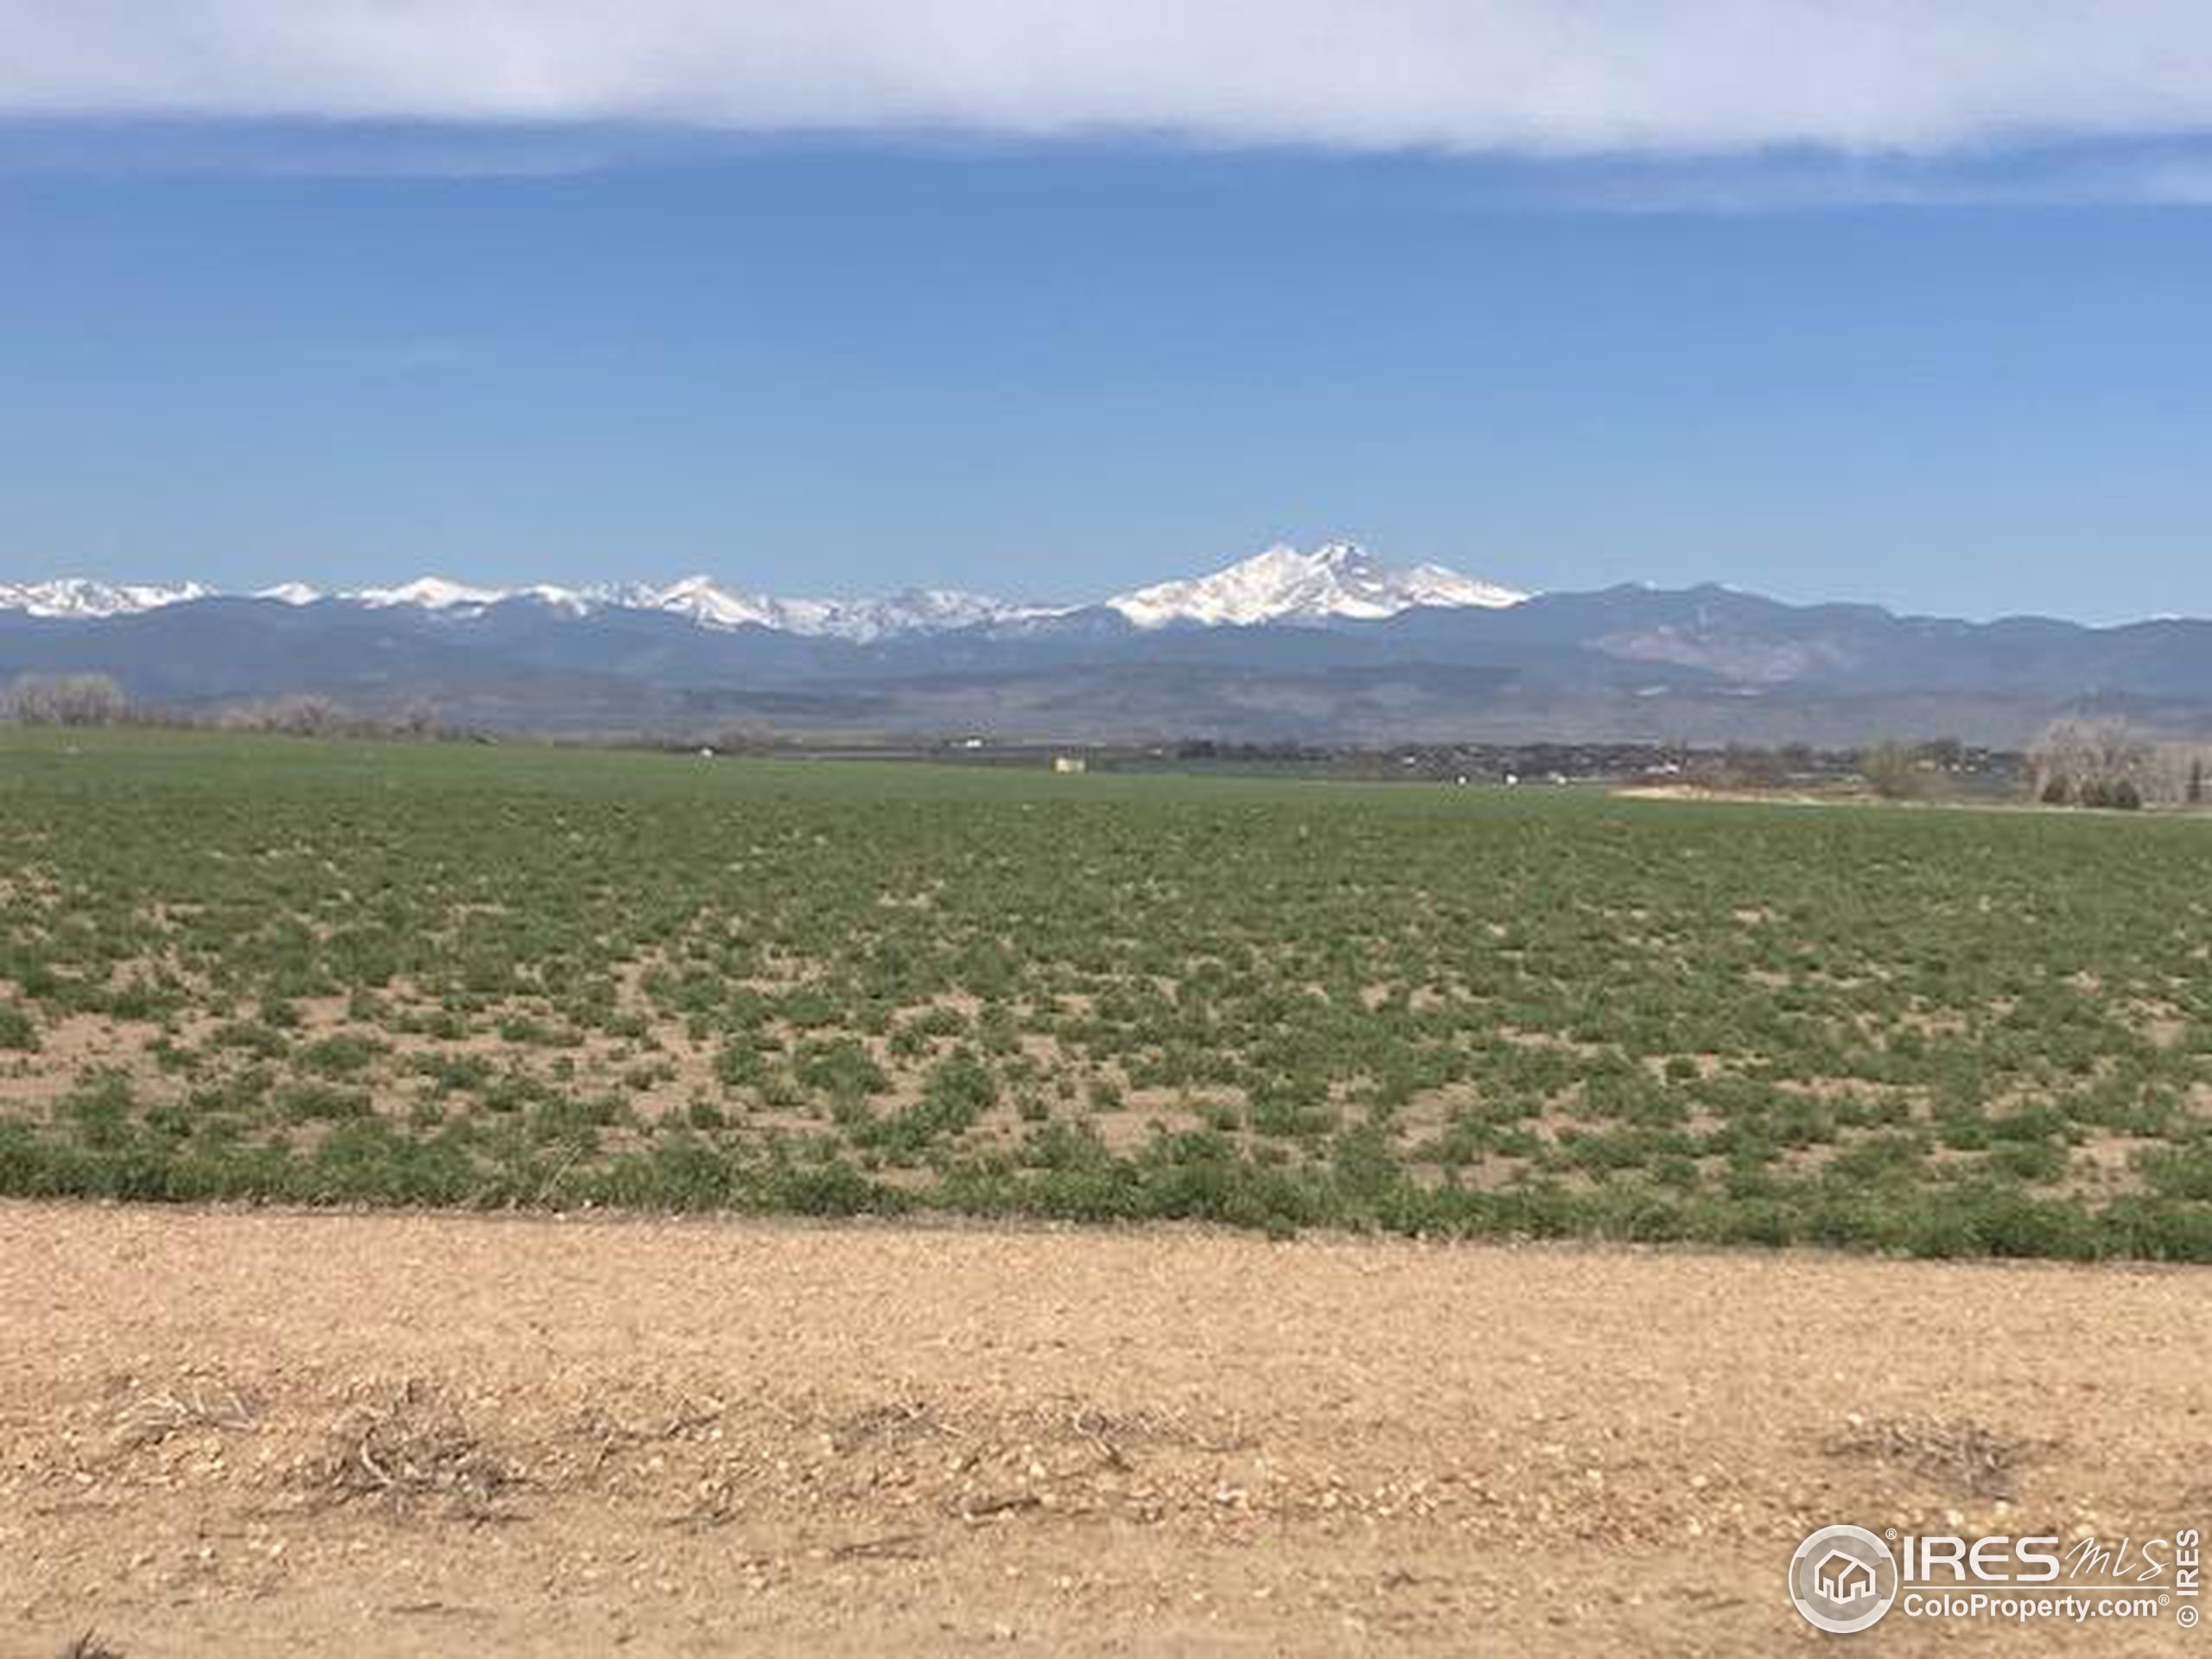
[3,1205,2207,1656]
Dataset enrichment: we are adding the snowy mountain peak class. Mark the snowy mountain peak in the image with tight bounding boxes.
[1106,541,1528,629]
[0,578,211,620]
[642,575,780,631]
[256,582,324,607]
[346,575,511,612]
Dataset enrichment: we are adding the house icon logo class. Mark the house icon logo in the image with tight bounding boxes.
[1815,1550,1877,1603]
[1789,1524,1899,1633]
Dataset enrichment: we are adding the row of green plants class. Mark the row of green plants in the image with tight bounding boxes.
[6,1103,2209,1262]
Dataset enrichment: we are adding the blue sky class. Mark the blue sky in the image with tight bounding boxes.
[4,3,2212,622]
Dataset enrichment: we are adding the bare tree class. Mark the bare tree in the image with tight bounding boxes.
[2143,742,2212,809]
[217,695,343,736]
[5,672,128,727]
[2031,718,2152,808]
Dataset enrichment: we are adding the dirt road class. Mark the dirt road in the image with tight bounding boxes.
[3,1203,2205,1655]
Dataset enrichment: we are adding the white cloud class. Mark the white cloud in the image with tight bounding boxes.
[4,1,2212,156]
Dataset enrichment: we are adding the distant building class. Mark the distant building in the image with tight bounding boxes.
[1052,753,1088,774]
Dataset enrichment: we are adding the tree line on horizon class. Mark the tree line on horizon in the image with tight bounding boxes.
[3,671,2208,809]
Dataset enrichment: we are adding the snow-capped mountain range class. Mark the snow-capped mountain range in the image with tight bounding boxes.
[0,543,1529,641]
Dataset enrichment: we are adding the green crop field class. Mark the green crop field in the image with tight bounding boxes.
[2,726,2209,1259]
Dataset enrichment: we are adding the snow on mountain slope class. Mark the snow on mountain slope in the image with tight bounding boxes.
[768,588,1061,642]
[632,575,780,631]
[1107,542,1527,629]
[317,573,1058,640]
[595,577,1053,641]
[346,575,513,612]
[0,578,211,619]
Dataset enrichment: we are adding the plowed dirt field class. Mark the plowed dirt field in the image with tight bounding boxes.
[3,1204,2205,1655]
